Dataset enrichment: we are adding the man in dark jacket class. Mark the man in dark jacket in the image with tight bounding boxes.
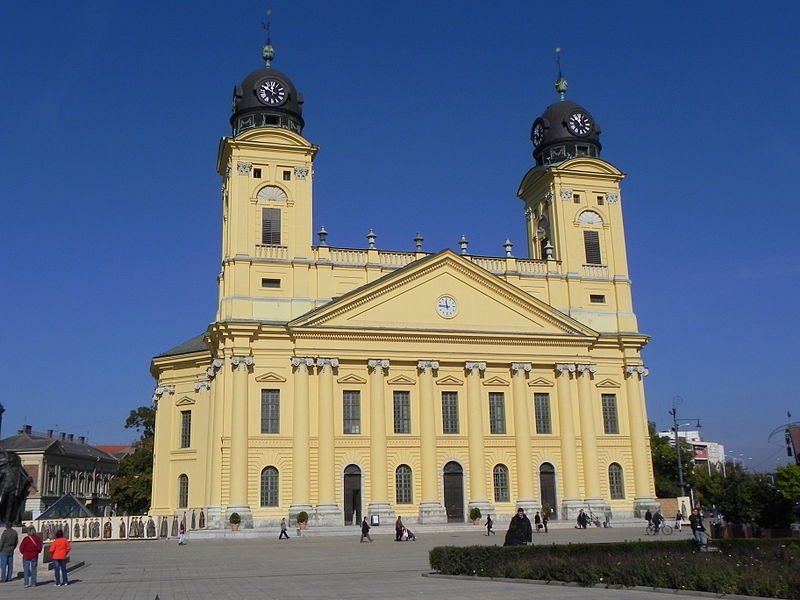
[359,517,373,543]
[503,508,533,546]
[0,522,18,581]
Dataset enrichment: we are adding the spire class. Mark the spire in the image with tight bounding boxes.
[261,8,275,67]
[554,47,568,101]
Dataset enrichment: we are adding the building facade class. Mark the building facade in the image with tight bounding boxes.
[149,41,658,528]
[0,426,118,516]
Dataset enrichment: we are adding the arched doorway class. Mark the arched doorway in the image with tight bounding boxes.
[443,461,464,522]
[539,462,557,519]
[343,464,362,525]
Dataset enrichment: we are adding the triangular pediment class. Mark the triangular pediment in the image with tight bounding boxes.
[175,396,196,406]
[436,375,463,386]
[528,377,554,387]
[483,376,509,386]
[337,374,367,384]
[387,375,416,385]
[596,378,621,388]
[255,372,287,383]
[289,250,597,341]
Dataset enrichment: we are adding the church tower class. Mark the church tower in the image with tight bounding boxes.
[215,35,318,322]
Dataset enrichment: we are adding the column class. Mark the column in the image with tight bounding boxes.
[625,365,658,516]
[417,361,446,523]
[228,355,254,527]
[556,363,582,519]
[289,357,314,518]
[205,358,224,527]
[511,363,537,512]
[316,358,341,525]
[576,363,602,504]
[367,359,394,521]
[465,361,492,517]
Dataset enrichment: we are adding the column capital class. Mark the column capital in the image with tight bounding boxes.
[316,357,340,370]
[576,363,597,376]
[231,355,254,369]
[291,357,315,368]
[206,358,225,379]
[511,362,532,374]
[152,385,175,403]
[625,365,650,378]
[464,361,486,372]
[368,359,390,372]
[194,380,211,392]
[555,363,576,374]
[417,360,439,371]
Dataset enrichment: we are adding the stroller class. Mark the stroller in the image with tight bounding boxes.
[400,526,416,541]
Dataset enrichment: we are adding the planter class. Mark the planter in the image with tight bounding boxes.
[231,524,240,532]
[298,522,307,530]
[472,519,480,525]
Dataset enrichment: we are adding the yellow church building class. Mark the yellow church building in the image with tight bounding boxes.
[149,39,658,528]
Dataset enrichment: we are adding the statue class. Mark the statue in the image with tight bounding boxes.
[0,449,34,525]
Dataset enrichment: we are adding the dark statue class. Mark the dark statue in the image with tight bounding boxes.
[0,449,34,525]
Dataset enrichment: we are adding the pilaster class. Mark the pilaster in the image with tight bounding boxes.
[316,357,341,525]
[511,363,536,512]
[555,363,581,517]
[367,359,394,521]
[289,357,314,518]
[228,354,254,528]
[417,360,446,523]
[625,365,658,516]
[465,361,492,518]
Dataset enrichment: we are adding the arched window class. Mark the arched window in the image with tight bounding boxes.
[395,465,413,504]
[261,466,279,507]
[493,464,510,502]
[608,463,625,499]
[178,474,189,508]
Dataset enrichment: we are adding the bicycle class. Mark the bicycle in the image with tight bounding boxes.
[646,521,673,535]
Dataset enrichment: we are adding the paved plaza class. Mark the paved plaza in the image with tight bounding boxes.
[0,524,765,600]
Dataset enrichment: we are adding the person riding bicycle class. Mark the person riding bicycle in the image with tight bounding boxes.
[651,509,664,533]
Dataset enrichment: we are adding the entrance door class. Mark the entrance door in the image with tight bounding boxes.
[343,464,362,525]
[443,461,464,522]
[539,462,557,519]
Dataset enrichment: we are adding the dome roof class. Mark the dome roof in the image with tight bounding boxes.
[230,64,305,136]
[531,95,602,166]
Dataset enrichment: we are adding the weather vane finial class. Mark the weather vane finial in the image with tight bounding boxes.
[554,47,568,101]
[261,8,275,67]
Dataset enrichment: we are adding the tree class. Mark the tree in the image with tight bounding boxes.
[775,464,800,522]
[649,422,696,498]
[110,405,155,514]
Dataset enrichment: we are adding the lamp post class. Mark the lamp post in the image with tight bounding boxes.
[668,397,702,500]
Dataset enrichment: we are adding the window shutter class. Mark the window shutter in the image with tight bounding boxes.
[583,230,602,265]
[262,208,281,245]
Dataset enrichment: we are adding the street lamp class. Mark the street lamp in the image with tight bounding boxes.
[668,396,702,499]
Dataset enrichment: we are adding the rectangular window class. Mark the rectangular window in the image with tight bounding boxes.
[493,466,510,502]
[596,194,604,206]
[584,230,602,265]
[180,410,191,448]
[442,392,459,434]
[393,391,411,434]
[602,394,620,434]
[343,391,361,434]
[253,167,262,178]
[573,193,581,203]
[488,392,506,434]
[261,389,280,434]
[282,170,291,181]
[534,393,552,434]
[261,278,281,289]
[590,294,606,304]
[261,207,281,245]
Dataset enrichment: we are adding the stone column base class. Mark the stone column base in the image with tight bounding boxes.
[288,503,313,526]
[418,501,447,523]
[312,504,343,527]
[366,502,395,525]
[513,499,541,517]
[633,497,661,518]
[467,499,494,523]
[226,505,253,529]
[560,499,587,521]
[205,505,223,529]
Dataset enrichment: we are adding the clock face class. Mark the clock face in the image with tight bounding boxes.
[436,295,458,319]
[566,112,593,136]
[532,120,545,146]
[257,79,287,106]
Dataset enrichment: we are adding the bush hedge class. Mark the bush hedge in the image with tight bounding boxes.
[429,539,800,599]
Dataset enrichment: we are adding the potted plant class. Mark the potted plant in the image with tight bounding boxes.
[229,512,241,532]
[469,506,482,524]
[296,510,309,529]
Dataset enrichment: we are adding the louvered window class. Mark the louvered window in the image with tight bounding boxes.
[488,392,506,434]
[393,391,411,433]
[261,389,280,434]
[534,393,552,434]
[261,207,281,245]
[584,230,602,265]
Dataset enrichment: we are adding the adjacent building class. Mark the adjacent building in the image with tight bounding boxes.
[149,38,658,528]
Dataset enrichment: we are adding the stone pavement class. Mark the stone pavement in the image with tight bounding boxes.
[0,524,754,600]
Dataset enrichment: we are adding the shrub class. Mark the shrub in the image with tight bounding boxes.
[469,507,482,521]
[296,510,309,524]
[229,512,241,525]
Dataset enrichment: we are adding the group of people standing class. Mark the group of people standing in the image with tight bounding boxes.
[0,523,71,588]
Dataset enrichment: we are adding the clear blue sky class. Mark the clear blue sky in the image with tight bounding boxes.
[2,1,798,471]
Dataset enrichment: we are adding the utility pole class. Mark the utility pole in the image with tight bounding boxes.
[668,397,701,500]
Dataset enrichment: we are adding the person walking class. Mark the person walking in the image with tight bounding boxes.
[178,522,186,545]
[19,527,43,588]
[542,511,549,533]
[689,508,706,547]
[360,517,373,543]
[644,508,653,527]
[485,514,495,536]
[279,517,289,539]
[503,508,533,546]
[674,511,683,532]
[534,511,542,533]
[0,523,18,582]
[49,530,71,587]
[395,516,403,541]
